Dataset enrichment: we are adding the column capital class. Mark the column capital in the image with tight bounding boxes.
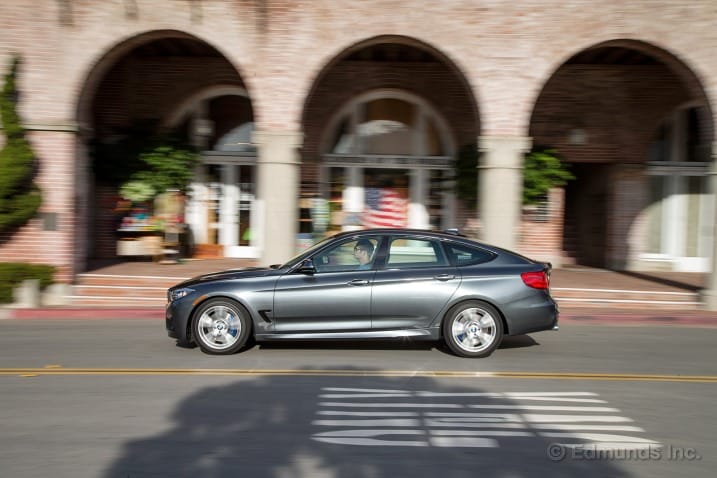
[251,130,304,148]
[478,135,532,170]
[478,135,532,153]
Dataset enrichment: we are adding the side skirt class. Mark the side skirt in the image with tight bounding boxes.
[255,328,439,341]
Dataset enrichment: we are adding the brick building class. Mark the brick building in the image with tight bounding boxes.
[1,1,716,303]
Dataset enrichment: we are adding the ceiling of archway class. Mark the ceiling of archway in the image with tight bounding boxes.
[129,38,222,58]
[567,47,663,66]
[344,43,441,63]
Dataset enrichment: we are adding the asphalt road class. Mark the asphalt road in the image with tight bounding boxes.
[0,318,715,478]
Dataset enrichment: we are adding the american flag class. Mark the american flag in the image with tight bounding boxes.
[363,187,408,228]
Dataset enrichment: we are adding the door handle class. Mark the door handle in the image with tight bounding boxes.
[434,274,455,281]
[347,279,370,286]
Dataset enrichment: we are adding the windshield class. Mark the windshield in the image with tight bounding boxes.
[280,235,335,269]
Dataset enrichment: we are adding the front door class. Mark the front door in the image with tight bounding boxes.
[272,237,380,332]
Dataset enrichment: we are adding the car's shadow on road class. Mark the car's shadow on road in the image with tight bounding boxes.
[173,334,540,356]
[102,367,632,478]
[242,334,540,356]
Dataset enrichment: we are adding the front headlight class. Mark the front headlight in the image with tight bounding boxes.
[168,287,195,303]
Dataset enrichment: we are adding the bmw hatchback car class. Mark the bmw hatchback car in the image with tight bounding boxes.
[166,229,558,358]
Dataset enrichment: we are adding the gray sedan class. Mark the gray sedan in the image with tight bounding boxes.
[165,229,558,358]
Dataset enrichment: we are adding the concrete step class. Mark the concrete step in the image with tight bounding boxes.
[552,288,700,309]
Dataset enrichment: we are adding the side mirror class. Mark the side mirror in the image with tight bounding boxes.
[298,259,316,275]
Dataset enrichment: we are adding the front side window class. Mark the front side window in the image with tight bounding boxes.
[312,238,380,273]
[386,237,448,269]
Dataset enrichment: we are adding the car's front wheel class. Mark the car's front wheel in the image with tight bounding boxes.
[192,298,251,355]
[443,301,503,358]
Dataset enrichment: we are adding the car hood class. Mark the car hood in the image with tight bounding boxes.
[174,267,277,288]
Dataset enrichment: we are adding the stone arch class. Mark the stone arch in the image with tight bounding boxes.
[528,38,713,143]
[75,29,251,133]
[299,35,481,233]
[528,38,714,271]
[72,29,252,262]
[301,34,481,159]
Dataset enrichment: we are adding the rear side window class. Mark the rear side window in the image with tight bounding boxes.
[386,237,448,269]
[445,243,496,266]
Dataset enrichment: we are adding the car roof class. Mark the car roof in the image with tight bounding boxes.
[330,228,473,243]
[327,228,536,261]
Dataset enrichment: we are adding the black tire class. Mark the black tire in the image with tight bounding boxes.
[442,300,504,358]
[192,298,251,355]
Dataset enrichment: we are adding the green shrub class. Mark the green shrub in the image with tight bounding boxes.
[523,148,575,205]
[0,263,56,303]
[0,55,42,233]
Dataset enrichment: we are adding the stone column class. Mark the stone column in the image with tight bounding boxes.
[409,169,429,229]
[252,130,303,265]
[478,135,532,251]
[343,166,364,231]
[701,141,717,310]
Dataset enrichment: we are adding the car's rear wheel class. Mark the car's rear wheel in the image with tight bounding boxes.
[192,298,251,355]
[443,301,503,358]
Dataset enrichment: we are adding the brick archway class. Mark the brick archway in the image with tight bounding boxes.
[529,39,714,271]
[74,31,249,264]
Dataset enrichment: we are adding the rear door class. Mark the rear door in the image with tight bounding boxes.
[370,235,460,330]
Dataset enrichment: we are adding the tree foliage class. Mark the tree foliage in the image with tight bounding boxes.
[129,144,199,195]
[0,55,41,233]
[92,123,199,199]
[522,148,574,205]
[453,144,575,208]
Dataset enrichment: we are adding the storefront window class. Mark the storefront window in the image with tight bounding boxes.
[321,91,455,233]
[428,170,446,229]
[237,166,254,245]
[645,105,712,270]
[360,99,415,155]
[328,168,345,232]
[206,164,222,245]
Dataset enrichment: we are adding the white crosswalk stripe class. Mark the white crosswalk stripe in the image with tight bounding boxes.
[312,388,660,449]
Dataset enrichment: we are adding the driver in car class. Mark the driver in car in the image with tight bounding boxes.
[353,239,375,270]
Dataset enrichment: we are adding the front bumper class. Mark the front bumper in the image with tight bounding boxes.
[165,298,195,343]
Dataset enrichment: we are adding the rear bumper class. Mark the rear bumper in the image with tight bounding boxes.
[504,296,559,336]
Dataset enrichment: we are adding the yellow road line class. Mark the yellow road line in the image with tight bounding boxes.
[0,368,715,383]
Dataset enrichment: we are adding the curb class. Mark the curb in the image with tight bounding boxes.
[1,307,164,320]
[2,307,716,327]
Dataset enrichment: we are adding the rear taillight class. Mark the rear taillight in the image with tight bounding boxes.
[521,271,549,289]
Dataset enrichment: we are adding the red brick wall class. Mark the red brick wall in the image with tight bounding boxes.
[518,188,565,265]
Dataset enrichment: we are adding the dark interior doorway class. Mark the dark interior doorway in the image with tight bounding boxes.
[563,163,611,268]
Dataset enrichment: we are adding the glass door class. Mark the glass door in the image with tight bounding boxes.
[224,164,257,258]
